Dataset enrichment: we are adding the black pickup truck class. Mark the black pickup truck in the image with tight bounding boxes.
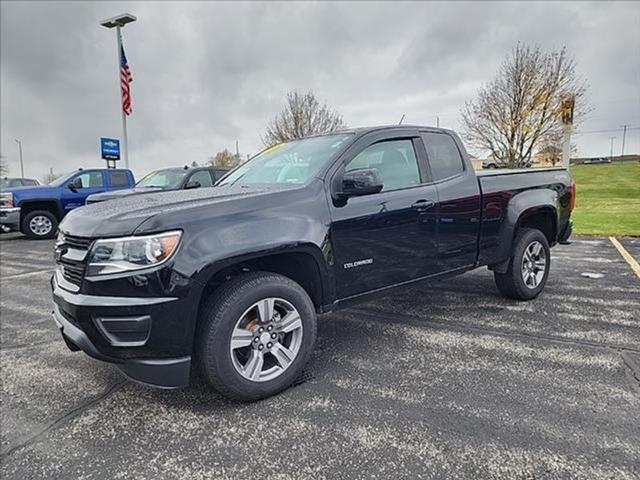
[51,126,574,401]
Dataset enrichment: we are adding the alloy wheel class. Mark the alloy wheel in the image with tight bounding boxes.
[229,297,303,382]
[521,240,546,288]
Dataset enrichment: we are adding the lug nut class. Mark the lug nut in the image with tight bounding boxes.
[267,342,272,348]
[253,337,259,343]
[271,333,277,339]
[258,344,264,350]
[267,325,273,331]
[258,327,264,333]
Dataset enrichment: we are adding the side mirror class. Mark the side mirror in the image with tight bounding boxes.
[185,181,201,190]
[66,183,77,192]
[339,168,383,198]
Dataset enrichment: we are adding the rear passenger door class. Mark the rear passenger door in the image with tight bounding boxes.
[420,131,481,271]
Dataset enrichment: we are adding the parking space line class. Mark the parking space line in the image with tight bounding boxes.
[0,268,55,280]
[609,237,640,278]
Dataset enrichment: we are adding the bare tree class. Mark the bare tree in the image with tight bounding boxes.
[461,43,589,168]
[263,90,346,146]
[208,149,240,169]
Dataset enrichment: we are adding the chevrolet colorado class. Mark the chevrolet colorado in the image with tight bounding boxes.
[51,126,574,401]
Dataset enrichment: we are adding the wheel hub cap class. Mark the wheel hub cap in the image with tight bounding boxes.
[30,216,52,235]
[521,240,546,289]
[230,297,303,382]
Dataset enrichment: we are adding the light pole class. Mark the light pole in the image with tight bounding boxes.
[15,139,24,178]
[100,13,136,169]
[608,136,616,161]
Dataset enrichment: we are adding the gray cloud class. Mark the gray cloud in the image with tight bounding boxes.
[1,1,639,180]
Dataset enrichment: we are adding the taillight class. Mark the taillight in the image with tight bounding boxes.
[569,180,576,211]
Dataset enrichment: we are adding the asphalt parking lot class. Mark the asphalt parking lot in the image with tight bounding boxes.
[1,233,639,479]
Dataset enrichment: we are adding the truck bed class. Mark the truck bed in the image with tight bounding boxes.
[475,166,566,177]
[476,166,573,267]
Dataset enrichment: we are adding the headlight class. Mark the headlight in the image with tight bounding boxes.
[86,230,182,276]
[0,192,13,208]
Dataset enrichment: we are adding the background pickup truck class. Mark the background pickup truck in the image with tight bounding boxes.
[0,168,134,238]
[85,165,229,204]
[52,125,574,401]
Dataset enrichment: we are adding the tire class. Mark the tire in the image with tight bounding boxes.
[494,227,550,301]
[21,210,58,239]
[196,271,317,401]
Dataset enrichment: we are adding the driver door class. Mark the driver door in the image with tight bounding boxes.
[61,171,106,210]
[329,135,439,299]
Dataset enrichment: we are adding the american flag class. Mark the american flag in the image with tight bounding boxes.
[120,45,133,115]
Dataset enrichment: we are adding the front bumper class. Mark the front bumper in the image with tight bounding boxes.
[51,272,192,388]
[0,207,20,230]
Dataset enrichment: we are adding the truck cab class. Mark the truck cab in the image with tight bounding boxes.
[0,168,134,238]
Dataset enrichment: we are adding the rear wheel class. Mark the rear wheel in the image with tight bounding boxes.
[21,210,58,239]
[196,271,317,401]
[494,228,550,300]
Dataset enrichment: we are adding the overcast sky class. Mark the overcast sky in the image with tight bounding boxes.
[1,1,639,180]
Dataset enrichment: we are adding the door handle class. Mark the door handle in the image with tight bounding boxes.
[412,199,435,210]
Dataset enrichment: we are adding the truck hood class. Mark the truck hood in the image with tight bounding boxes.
[86,186,165,203]
[60,183,293,238]
[3,185,58,200]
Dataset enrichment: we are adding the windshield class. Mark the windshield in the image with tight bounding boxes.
[136,169,189,189]
[0,178,22,189]
[48,173,74,187]
[218,133,353,187]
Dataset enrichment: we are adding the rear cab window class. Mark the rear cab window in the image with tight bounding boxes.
[108,170,130,187]
[421,132,465,181]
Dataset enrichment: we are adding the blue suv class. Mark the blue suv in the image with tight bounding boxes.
[0,168,134,239]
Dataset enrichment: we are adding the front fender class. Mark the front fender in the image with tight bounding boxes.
[192,242,331,295]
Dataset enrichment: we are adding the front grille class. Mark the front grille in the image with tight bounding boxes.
[60,258,86,285]
[63,234,94,250]
[57,234,94,286]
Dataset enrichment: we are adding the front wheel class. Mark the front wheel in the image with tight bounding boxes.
[494,228,550,300]
[21,210,58,239]
[196,271,317,401]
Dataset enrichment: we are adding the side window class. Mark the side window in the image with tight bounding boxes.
[421,133,464,181]
[109,171,129,187]
[187,170,213,188]
[346,139,420,191]
[73,171,104,189]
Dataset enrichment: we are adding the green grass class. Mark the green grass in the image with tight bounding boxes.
[570,162,640,236]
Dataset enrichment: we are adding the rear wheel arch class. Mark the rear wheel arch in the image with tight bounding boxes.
[489,193,558,273]
[516,206,558,245]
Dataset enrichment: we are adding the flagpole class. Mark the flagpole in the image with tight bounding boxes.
[116,25,129,170]
[101,14,135,168]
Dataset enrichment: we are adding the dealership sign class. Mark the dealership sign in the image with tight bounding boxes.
[100,137,120,160]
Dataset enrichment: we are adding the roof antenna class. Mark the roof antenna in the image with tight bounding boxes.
[398,114,405,125]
